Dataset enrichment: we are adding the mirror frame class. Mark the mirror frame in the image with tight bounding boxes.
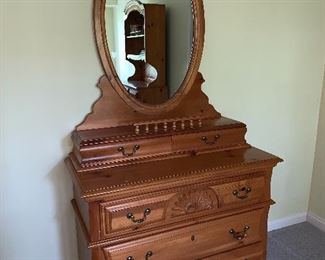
[94,0,205,114]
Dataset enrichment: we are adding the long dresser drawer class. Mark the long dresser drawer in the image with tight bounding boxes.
[102,208,266,260]
[99,175,267,239]
[201,243,263,260]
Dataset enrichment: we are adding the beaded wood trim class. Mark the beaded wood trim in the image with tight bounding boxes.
[95,171,265,206]
[80,158,278,196]
[78,121,244,147]
[79,143,249,170]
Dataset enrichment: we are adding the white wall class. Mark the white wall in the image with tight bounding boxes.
[0,1,101,259]
[309,68,325,220]
[202,0,324,221]
[309,0,325,221]
[1,0,324,259]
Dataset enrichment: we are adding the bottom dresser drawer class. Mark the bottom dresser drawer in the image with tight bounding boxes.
[103,208,267,260]
[201,243,263,260]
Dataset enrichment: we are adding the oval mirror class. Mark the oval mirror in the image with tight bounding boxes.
[96,0,204,111]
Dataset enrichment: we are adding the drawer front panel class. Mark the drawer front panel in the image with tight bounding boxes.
[171,128,247,152]
[213,176,265,208]
[99,188,220,238]
[80,136,171,164]
[103,208,266,260]
[99,175,267,239]
[202,243,263,260]
[100,194,175,236]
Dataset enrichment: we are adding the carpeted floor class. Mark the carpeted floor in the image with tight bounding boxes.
[267,222,325,260]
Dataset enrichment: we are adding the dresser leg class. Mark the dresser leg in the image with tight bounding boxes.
[92,248,106,260]
[262,205,271,260]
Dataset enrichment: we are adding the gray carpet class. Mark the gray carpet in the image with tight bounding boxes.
[268,222,325,260]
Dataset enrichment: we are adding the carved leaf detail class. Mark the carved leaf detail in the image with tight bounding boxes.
[167,189,218,217]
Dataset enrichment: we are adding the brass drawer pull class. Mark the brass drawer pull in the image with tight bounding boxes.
[118,145,140,157]
[146,251,153,259]
[201,135,220,145]
[126,251,153,260]
[233,186,252,200]
[229,225,250,241]
[127,208,151,224]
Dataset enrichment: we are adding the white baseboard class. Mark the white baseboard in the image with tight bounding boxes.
[268,212,307,232]
[307,211,325,232]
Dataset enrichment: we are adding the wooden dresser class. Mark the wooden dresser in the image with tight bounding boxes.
[66,1,282,259]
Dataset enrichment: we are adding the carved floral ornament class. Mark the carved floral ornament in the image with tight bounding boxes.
[167,189,218,218]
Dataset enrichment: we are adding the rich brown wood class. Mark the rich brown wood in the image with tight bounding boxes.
[72,117,248,170]
[102,207,266,260]
[67,147,279,201]
[77,73,220,131]
[202,243,264,260]
[65,0,283,259]
[72,199,90,243]
[67,145,281,258]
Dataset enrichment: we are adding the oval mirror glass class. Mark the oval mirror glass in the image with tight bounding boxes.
[105,0,193,105]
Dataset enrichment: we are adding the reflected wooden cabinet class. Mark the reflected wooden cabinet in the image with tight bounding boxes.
[66,0,282,259]
[123,0,167,104]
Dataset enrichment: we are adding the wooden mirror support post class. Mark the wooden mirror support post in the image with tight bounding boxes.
[65,1,282,259]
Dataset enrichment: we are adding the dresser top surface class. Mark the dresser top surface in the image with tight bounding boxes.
[67,147,281,201]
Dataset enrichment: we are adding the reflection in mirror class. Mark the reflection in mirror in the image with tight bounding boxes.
[105,0,193,105]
